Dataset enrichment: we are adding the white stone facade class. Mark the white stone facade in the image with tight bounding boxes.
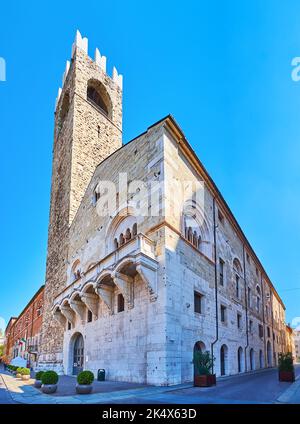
[39,31,290,385]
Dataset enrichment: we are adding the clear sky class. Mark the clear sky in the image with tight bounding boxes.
[0,0,300,330]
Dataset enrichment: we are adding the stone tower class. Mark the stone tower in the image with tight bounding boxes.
[39,30,123,370]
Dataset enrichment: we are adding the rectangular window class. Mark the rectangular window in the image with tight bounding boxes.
[248,287,251,308]
[267,327,270,338]
[117,293,125,313]
[236,275,240,298]
[249,319,253,333]
[259,324,263,338]
[220,305,226,323]
[194,292,203,314]
[237,313,242,329]
[87,310,93,323]
[219,258,224,286]
[67,321,71,331]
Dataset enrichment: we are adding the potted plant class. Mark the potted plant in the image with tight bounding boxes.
[278,352,295,382]
[20,367,31,381]
[41,370,59,394]
[193,350,216,387]
[76,370,94,394]
[34,371,44,388]
[16,367,23,378]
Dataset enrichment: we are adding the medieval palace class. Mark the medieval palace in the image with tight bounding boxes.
[7,31,291,386]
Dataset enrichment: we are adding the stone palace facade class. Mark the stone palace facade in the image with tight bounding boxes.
[37,31,290,385]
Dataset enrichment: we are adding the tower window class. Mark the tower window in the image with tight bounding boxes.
[117,294,125,312]
[87,85,108,116]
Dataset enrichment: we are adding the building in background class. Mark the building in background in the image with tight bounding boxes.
[294,327,300,363]
[5,286,44,369]
[285,325,295,358]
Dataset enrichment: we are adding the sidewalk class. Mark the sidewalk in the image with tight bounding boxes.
[276,374,300,404]
[0,371,192,404]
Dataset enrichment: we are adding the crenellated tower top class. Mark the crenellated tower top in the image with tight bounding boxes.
[55,29,123,110]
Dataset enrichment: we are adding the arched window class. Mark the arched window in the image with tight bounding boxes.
[193,231,197,247]
[250,348,255,371]
[197,235,201,249]
[71,260,81,281]
[256,286,261,312]
[125,228,132,241]
[114,238,118,249]
[233,258,243,300]
[220,344,228,376]
[132,223,137,237]
[87,85,108,115]
[187,227,193,243]
[259,350,264,368]
[238,347,244,373]
[119,233,125,246]
[267,341,272,366]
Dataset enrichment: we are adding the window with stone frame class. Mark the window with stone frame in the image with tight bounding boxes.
[220,305,227,323]
[248,287,252,308]
[117,293,125,313]
[194,291,203,314]
[219,258,225,286]
[237,313,242,329]
[235,275,240,299]
[259,324,263,339]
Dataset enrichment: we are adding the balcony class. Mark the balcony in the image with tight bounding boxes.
[52,233,158,324]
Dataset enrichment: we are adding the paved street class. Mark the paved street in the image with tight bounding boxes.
[0,365,299,404]
[0,374,15,404]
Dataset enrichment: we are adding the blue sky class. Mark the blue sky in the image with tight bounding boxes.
[0,0,300,329]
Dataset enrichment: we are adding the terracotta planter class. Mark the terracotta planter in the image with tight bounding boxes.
[16,373,22,378]
[76,384,93,394]
[41,384,57,394]
[194,374,216,387]
[34,380,42,388]
[279,370,295,382]
[21,375,30,381]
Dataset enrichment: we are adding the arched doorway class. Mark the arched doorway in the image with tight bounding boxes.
[249,348,255,371]
[73,333,84,375]
[259,350,264,368]
[220,344,228,376]
[267,341,272,367]
[193,341,206,377]
[237,347,244,373]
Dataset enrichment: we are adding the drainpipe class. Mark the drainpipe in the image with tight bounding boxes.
[211,197,219,374]
[242,245,249,372]
[260,274,267,367]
